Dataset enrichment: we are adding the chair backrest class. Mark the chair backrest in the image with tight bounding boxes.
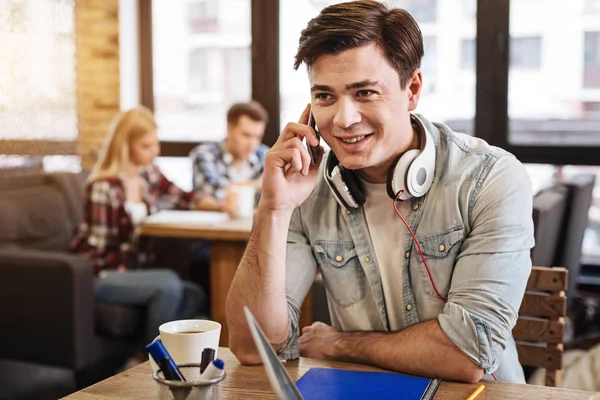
[553,174,595,308]
[531,184,569,267]
[513,266,568,387]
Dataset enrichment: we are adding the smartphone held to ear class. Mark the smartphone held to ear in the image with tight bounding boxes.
[307,111,321,165]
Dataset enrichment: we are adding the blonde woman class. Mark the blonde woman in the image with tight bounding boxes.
[70,106,205,349]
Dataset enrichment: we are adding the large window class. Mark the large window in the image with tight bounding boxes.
[503,0,600,148]
[0,0,77,154]
[151,0,251,143]
[476,0,600,159]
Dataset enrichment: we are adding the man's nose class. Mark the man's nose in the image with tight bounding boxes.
[333,98,361,129]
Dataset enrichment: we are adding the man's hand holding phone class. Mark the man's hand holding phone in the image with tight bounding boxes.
[258,104,323,214]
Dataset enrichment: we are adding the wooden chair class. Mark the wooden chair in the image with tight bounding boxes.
[513,266,568,387]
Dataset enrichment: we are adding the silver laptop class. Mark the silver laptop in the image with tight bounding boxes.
[243,306,304,400]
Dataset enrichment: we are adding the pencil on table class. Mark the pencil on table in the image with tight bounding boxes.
[465,384,485,400]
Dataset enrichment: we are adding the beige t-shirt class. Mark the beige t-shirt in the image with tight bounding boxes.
[362,179,411,331]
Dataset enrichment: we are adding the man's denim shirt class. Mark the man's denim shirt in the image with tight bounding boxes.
[278,113,535,383]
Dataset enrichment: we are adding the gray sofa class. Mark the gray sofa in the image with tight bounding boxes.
[0,172,145,400]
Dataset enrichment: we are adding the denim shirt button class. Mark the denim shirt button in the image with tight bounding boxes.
[345,209,352,215]
[413,203,419,211]
[335,255,343,262]
[406,304,413,311]
[364,256,371,263]
[439,244,445,252]
[405,251,410,259]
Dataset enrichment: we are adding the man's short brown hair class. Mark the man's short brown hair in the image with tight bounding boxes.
[294,0,423,88]
[227,101,269,126]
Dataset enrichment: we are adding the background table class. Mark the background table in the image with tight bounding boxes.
[140,211,313,346]
[64,347,597,400]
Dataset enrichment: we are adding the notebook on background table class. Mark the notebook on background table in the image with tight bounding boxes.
[143,210,230,225]
[243,306,441,400]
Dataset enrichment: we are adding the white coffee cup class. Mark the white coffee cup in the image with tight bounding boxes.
[230,185,256,218]
[149,319,221,371]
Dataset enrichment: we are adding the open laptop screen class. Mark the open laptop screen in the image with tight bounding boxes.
[244,306,304,400]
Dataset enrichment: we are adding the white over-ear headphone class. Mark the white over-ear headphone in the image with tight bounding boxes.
[324,113,436,209]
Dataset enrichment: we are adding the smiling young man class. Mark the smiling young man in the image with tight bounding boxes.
[225,1,534,383]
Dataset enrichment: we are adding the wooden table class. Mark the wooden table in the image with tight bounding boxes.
[64,348,597,400]
[140,211,313,346]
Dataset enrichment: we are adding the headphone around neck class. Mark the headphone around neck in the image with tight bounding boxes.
[324,113,436,209]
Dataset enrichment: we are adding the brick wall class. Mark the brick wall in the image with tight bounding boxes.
[75,0,120,169]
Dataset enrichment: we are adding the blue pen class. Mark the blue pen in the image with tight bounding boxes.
[146,339,186,381]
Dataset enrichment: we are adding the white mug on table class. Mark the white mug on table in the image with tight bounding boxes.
[227,184,256,218]
[149,319,221,371]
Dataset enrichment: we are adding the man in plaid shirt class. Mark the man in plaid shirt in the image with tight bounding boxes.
[190,101,270,214]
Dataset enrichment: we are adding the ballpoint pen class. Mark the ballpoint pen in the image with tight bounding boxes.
[466,384,485,400]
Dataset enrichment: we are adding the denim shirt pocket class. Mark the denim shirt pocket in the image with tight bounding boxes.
[313,240,367,309]
[414,226,465,301]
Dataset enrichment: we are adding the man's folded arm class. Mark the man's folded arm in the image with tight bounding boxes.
[439,155,534,374]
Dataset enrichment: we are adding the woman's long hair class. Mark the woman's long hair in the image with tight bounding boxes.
[88,106,157,182]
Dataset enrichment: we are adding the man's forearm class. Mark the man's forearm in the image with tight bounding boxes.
[225,208,292,364]
[332,320,484,383]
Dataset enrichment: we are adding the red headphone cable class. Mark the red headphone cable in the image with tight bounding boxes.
[393,190,445,303]
[393,190,498,382]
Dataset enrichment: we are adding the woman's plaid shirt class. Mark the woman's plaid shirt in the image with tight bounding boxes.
[69,165,198,275]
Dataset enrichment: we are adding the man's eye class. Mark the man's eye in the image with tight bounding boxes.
[357,90,373,97]
[315,93,331,100]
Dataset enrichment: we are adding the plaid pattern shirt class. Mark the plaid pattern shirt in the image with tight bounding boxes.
[69,165,198,275]
[190,141,269,201]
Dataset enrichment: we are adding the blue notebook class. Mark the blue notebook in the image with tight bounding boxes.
[296,368,440,400]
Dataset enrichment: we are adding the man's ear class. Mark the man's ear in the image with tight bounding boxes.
[407,69,423,112]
